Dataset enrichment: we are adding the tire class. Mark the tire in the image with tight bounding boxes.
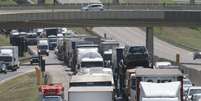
[30,61,33,65]
[47,53,49,56]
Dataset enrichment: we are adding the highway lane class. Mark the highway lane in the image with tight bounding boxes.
[0,65,34,82]
[93,27,201,70]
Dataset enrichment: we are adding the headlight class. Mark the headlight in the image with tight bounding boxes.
[38,50,41,52]
[46,50,49,52]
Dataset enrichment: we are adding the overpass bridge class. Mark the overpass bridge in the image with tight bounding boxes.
[0,4,201,28]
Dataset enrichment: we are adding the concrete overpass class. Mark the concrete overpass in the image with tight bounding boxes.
[1,4,201,28]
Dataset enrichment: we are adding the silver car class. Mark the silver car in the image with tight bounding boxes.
[193,52,201,60]
[81,4,104,11]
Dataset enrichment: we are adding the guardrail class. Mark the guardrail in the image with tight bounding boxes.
[1,3,201,10]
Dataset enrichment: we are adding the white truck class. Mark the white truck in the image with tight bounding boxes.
[126,68,183,101]
[0,46,19,71]
[38,40,49,56]
[68,73,114,101]
[77,46,104,69]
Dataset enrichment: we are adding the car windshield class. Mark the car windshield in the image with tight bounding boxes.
[189,89,201,96]
[39,45,48,49]
[49,38,57,42]
[43,96,61,101]
[129,46,146,53]
[0,56,12,62]
[184,80,192,85]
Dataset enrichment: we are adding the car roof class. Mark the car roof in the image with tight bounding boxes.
[189,86,201,89]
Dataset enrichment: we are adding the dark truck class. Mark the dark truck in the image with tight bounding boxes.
[124,46,149,68]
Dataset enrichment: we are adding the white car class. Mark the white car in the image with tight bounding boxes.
[186,86,201,101]
[183,78,193,99]
[154,61,172,69]
[81,4,104,11]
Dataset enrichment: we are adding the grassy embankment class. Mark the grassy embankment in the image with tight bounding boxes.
[0,72,40,101]
[0,0,16,5]
[154,27,201,51]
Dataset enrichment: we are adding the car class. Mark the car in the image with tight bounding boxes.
[193,51,201,60]
[124,46,149,68]
[30,55,40,64]
[183,78,193,100]
[0,63,7,74]
[192,93,201,101]
[186,86,201,101]
[81,4,104,11]
[154,61,172,69]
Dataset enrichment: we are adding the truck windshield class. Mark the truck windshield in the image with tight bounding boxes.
[43,96,62,101]
[70,82,112,87]
[49,38,57,42]
[46,29,59,36]
[0,56,12,62]
[81,61,103,68]
[38,45,48,49]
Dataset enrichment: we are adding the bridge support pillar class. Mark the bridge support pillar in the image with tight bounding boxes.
[190,0,195,4]
[146,27,154,67]
[37,0,45,5]
[113,0,119,4]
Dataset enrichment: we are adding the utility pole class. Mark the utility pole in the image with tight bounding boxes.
[146,27,154,67]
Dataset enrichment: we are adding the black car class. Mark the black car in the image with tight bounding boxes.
[30,55,39,64]
[124,46,149,68]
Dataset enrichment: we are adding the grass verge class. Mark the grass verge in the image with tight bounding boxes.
[0,72,39,101]
[154,27,201,51]
[0,34,10,46]
[0,0,17,5]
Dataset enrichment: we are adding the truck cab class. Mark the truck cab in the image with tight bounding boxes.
[0,46,19,71]
[48,35,57,50]
[38,40,49,56]
[68,73,114,101]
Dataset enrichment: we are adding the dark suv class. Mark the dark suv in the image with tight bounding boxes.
[124,46,149,68]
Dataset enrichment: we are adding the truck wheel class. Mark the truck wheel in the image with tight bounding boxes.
[47,53,49,56]
[30,62,33,65]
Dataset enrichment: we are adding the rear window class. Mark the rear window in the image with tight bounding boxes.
[129,46,146,53]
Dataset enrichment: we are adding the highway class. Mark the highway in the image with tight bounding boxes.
[93,27,201,84]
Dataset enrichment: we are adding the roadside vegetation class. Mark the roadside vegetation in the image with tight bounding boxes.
[0,34,10,46]
[0,72,39,101]
[154,27,201,51]
[0,0,16,5]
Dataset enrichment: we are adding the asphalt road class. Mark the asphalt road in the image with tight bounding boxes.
[0,65,34,82]
[93,27,201,70]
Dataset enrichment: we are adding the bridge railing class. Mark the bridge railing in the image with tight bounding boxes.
[1,3,201,10]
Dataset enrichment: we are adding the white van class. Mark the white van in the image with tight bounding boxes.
[38,40,49,56]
